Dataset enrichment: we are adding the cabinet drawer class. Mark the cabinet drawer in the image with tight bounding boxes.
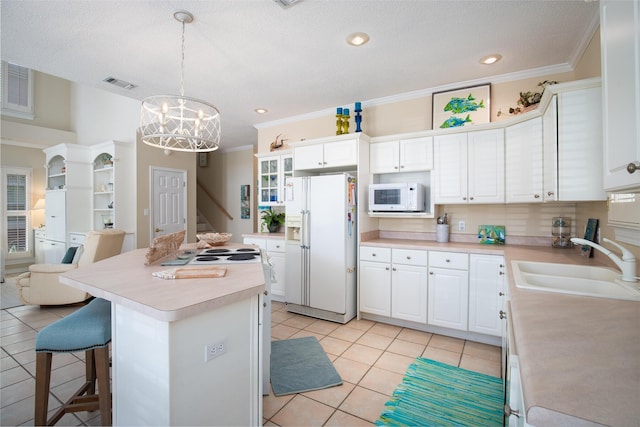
[429,251,468,270]
[243,237,266,250]
[266,238,285,253]
[392,249,428,266]
[360,246,391,263]
[69,232,86,247]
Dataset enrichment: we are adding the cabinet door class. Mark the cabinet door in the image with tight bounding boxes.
[359,260,391,316]
[543,96,559,202]
[34,230,46,263]
[258,156,280,206]
[400,136,433,172]
[44,239,66,264]
[45,191,66,243]
[294,144,324,170]
[468,255,505,337]
[268,251,286,300]
[324,139,357,168]
[558,88,606,201]
[434,133,468,204]
[370,141,399,174]
[428,267,468,331]
[280,154,294,203]
[601,0,640,191]
[468,129,504,204]
[506,117,543,203]
[391,264,427,323]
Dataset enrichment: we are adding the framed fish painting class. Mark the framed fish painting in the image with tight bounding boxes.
[432,84,491,129]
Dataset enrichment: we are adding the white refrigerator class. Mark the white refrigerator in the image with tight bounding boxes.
[284,173,357,324]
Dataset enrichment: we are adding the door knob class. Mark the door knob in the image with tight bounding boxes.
[155,228,164,232]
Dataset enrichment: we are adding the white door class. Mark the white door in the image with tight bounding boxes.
[434,133,468,204]
[359,260,391,316]
[468,129,505,204]
[370,141,399,174]
[400,136,433,172]
[391,264,428,323]
[468,254,505,337]
[505,118,543,203]
[151,167,186,243]
[428,267,469,331]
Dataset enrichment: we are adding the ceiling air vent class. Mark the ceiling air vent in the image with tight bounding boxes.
[103,76,136,90]
[274,0,301,9]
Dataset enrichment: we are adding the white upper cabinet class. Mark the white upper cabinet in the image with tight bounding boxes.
[557,87,606,201]
[256,151,293,206]
[600,0,640,191]
[542,96,559,202]
[295,139,357,171]
[506,117,543,203]
[370,136,433,174]
[434,129,504,204]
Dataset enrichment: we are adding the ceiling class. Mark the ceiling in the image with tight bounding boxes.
[1,0,599,150]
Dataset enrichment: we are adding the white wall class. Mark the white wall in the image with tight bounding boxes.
[69,83,139,145]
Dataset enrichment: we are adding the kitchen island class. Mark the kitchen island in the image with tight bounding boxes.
[59,244,265,426]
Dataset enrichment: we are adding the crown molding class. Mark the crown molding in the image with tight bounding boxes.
[254,62,575,130]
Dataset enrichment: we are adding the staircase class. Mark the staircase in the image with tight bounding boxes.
[197,210,216,233]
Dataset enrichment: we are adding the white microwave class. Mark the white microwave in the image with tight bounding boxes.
[369,183,425,212]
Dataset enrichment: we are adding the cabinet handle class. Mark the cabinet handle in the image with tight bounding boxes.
[463,197,467,201]
[446,259,450,263]
[385,267,390,271]
[499,271,504,275]
[392,267,397,271]
[406,256,411,260]
[372,253,376,257]
[627,162,639,174]
[323,162,327,165]
[394,166,399,170]
[318,162,322,165]
[547,191,554,196]
[500,264,504,268]
[469,196,474,200]
[263,290,269,296]
[499,292,505,296]
[155,228,164,232]
[429,271,434,275]
[499,310,506,319]
[400,165,405,169]
[504,404,520,418]
[534,194,541,198]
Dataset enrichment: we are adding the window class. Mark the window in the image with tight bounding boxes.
[2,167,32,258]
[1,61,35,120]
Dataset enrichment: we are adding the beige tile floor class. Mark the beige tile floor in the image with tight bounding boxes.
[1,297,501,426]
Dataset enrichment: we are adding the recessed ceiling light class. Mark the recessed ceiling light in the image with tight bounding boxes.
[255,108,268,114]
[479,54,502,65]
[346,32,370,46]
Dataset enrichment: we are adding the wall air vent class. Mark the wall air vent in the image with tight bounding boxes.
[274,0,302,9]
[102,76,136,90]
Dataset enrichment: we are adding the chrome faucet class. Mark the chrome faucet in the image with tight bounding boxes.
[570,237,638,283]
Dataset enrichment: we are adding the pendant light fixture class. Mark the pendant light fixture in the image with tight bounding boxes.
[140,10,221,152]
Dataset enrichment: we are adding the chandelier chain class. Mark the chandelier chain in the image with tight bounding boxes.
[180,19,185,98]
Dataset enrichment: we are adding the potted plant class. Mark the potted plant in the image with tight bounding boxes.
[261,209,285,233]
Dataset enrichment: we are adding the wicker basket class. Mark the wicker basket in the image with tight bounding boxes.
[196,232,232,246]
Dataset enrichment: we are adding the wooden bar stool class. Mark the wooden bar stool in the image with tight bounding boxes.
[34,298,112,426]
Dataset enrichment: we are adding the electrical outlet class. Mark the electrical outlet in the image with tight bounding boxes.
[458,220,466,232]
[205,341,226,362]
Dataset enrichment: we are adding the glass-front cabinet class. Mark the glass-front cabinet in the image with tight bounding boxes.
[257,151,293,206]
[46,155,67,190]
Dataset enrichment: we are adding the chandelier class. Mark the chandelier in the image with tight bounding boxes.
[140,10,221,152]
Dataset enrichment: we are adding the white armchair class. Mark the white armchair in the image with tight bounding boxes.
[16,229,125,305]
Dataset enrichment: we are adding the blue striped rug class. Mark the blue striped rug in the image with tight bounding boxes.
[376,358,504,427]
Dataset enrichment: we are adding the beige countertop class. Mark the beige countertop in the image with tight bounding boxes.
[361,238,640,426]
[59,243,265,322]
[242,232,285,240]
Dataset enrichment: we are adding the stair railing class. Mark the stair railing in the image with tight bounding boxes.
[197,179,234,221]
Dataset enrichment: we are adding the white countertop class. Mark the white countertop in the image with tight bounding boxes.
[361,238,640,426]
[59,243,265,322]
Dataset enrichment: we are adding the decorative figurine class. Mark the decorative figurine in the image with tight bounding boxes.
[342,108,350,134]
[354,102,363,132]
[336,107,343,135]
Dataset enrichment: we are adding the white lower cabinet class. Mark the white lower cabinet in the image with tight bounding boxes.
[243,236,286,301]
[359,247,427,322]
[427,251,469,331]
[359,247,392,316]
[391,249,428,323]
[468,254,505,337]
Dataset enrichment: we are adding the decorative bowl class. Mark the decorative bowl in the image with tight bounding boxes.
[196,232,232,246]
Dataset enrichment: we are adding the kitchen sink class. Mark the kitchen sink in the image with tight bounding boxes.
[511,261,640,301]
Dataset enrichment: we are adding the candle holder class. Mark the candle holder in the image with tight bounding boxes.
[336,107,343,135]
[342,108,350,134]
[354,102,363,133]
